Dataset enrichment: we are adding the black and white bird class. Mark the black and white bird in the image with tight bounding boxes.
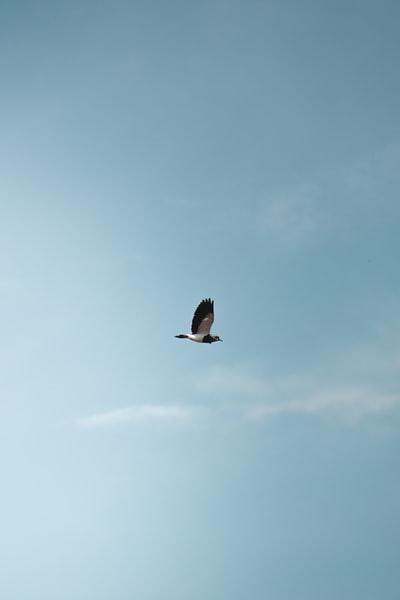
[175,298,223,344]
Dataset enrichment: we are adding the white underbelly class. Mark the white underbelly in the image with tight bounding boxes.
[188,333,204,343]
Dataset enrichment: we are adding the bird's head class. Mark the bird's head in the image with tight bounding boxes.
[213,335,223,342]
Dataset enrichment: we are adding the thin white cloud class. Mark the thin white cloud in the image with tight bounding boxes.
[196,359,400,423]
[78,404,195,428]
[196,362,274,398]
[246,387,399,423]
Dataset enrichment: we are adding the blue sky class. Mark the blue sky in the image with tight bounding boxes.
[1,1,400,598]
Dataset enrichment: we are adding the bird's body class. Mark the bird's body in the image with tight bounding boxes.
[175,298,222,344]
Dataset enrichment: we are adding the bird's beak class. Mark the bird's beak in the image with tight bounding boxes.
[219,338,223,342]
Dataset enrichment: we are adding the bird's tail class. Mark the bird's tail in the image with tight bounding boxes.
[175,334,188,339]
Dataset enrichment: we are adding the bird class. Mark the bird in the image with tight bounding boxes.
[175,298,223,344]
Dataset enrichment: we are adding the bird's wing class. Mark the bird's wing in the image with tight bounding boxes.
[191,298,214,334]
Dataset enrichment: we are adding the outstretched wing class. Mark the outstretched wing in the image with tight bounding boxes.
[191,298,214,334]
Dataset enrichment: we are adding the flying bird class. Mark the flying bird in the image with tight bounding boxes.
[175,298,223,344]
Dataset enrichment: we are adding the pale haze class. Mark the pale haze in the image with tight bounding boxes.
[1,1,399,599]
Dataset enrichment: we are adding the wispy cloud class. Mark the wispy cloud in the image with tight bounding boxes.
[246,386,399,423]
[196,357,400,424]
[252,140,400,246]
[78,404,195,428]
